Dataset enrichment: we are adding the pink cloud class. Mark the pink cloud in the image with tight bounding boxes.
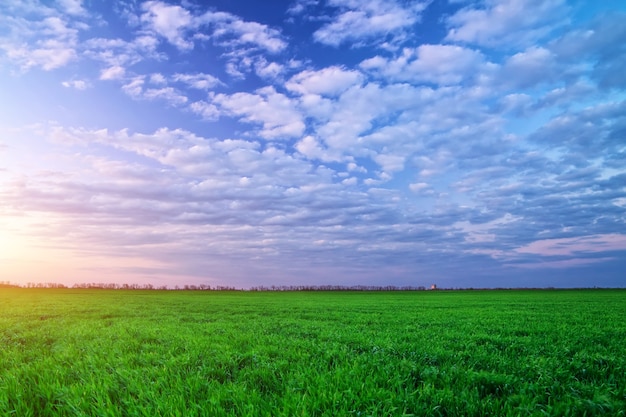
[516,234,626,256]
[508,257,615,269]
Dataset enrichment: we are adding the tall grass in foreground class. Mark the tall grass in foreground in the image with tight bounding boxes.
[1,289,625,416]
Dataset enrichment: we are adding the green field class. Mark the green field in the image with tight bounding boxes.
[1,289,625,416]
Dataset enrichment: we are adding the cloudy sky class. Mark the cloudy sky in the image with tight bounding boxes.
[1,0,625,289]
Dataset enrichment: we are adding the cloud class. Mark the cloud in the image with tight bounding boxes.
[138,2,287,54]
[361,44,493,85]
[212,17,287,54]
[121,76,145,98]
[83,35,162,68]
[286,66,363,96]
[254,59,285,80]
[143,87,188,106]
[189,101,220,120]
[0,15,80,70]
[499,46,558,89]
[454,214,522,244]
[528,100,626,154]
[445,0,569,48]
[61,79,90,90]
[549,12,626,89]
[508,257,616,269]
[498,93,533,116]
[313,0,430,47]
[213,87,305,140]
[3,128,398,279]
[5,43,76,70]
[309,81,442,166]
[129,2,288,85]
[408,182,436,196]
[295,135,344,162]
[58,0,87,16]
[120,75,191,107]
[149,73,167,85]
[172,72,222,90]
[100,65,126,80]
[373,153,405,173]
[140,1,194,51]
[287,0,319,15]
[515,234,626,256]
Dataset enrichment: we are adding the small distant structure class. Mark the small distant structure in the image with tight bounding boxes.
[430,284,437,290]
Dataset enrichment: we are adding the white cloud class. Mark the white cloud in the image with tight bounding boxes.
[254,59,284,80]
[313,0,430,47]
[535,82,594,110]
[445,0,569,47]
[61,79,90,90]
[373,153,405,172]
[172,72,222,90]
[287,0,319,15]
[347,162,366,173]
[58,0,86,16]
[454,214,521,244]
[83,35,162,68]
[516,234,626,256]
[286,66,364,96]
[0,15,79,71]
[499,93,533,115]
[143,87,188,106]
[298,93,335,121]
[508,257,616,269]
[4,42,76,70]
[140,1,194,50]
[409,182,431,193]
[121,76,145,98]
[295,135,344,162]
[361,45,491,85]
[135,3,287,84]
[296,135,324,159]
[195,9,287,54]
[213,87,305,140]
[222,19,287,54]
[224,61,245,79]
[100,65,126,80]
[499,46,557,89]
[149,73,167,85]
[189,101,220,120]
[119,76,189,107]
[549,13,626,90]
[313,82,437,161]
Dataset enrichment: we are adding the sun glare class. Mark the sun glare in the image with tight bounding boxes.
[0,215,75,285]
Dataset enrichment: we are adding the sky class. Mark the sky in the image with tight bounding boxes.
[1,0,625,289]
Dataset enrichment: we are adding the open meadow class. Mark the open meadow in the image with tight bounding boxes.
[1,288,625,416]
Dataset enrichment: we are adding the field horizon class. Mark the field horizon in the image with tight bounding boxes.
[2,280,624,291]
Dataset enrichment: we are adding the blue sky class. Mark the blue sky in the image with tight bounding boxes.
[1,0,625,289]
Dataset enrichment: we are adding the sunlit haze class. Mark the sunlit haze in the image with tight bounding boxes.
[1,0,625,289]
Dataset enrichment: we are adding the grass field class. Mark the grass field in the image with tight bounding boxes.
[1,288,625,416]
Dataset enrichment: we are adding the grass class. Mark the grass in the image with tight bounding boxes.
[0,288,625,416]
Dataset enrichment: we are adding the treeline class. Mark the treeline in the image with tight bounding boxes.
[3,282,238,291]
[1,281,432,291]
[249,285,430,291]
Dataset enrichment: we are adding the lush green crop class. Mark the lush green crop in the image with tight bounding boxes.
[1,289,625,416]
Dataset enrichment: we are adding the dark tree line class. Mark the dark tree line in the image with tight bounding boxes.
[1,281,434,291]
[248,285,429,291]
